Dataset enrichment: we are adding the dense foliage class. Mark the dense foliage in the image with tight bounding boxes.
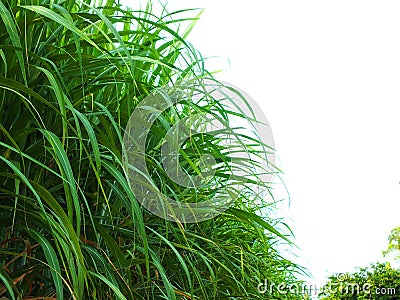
[319,263,400,299]
[0,0,303,299]
[383,227,400,262]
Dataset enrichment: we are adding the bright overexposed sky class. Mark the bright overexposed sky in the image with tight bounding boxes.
[127,0,400,288]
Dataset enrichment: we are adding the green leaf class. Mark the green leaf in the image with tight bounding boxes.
[27,229,64,300]
[226,208,291,243]
[88,271,128,300]
[0,1,27,84]
[21,5,100,51]
[0,265,16,300]
[40,129,81,234]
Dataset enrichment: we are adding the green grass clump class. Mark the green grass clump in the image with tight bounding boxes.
[0,0,305,298]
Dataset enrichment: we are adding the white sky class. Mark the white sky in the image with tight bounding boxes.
[126,0,400,287]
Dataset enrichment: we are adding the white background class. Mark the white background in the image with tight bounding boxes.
[128,0,400,286]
